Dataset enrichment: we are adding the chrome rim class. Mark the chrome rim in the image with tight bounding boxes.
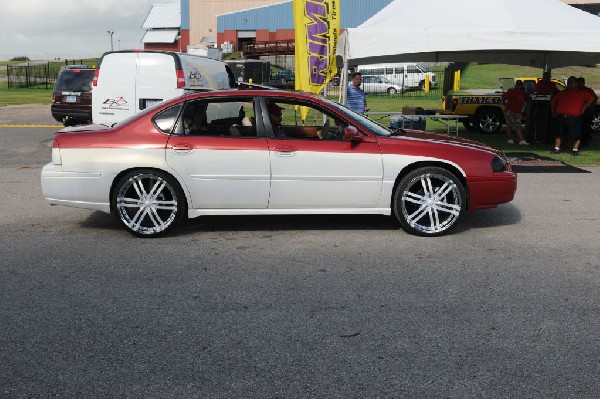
[400,172,462,234]
[592,111,600,132]
[479,113,500,133]
[116,173,178,235]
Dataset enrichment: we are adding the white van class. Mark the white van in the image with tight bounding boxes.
[356,63,437,90]
[92,50,236,125]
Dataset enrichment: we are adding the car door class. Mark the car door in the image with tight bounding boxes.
[165,97,270,209]
[262,98,384,209]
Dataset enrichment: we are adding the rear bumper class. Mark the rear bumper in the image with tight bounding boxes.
[50,104,92,123]
[41,163,113,213]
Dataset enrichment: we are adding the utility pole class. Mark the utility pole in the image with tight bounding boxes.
[107,31,114,51]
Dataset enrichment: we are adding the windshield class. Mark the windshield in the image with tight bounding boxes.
[321,97,392,137]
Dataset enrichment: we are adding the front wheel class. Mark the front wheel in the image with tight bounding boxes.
[474,109,502,134]
[387,87,398,94]
[112,170,186,237]
[393,167,466,236]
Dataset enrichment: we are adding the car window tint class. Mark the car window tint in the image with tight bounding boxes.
[154,104,184,133]
[266,99,347,141]
[182,98,256,137]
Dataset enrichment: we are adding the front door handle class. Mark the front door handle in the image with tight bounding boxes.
[273,146,296,153]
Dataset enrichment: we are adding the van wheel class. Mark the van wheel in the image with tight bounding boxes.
[474,109,502,134]
[112,170,186,237]
[418,81,425,91]
[393,167,465,236]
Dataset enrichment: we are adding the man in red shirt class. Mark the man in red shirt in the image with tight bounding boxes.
[535,71,560,96]
[576,76,598,146]
[502,80,529,145]
[550,76,596,155]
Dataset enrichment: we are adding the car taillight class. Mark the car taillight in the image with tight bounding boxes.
[176,69,185,88]
[51,138,62,165]
[92,68,100,86]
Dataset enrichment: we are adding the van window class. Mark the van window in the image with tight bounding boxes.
[406,65,421,74]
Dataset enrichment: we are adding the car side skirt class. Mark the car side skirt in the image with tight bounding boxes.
[188,208,391,218]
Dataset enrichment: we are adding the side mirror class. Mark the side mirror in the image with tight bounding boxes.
[343,126,360,141]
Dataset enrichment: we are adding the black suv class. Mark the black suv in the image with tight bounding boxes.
[51,65,95,126]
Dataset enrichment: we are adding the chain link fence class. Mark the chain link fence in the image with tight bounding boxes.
[6,59,95,89]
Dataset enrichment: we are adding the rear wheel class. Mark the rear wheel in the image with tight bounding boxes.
[393,167,466,236]
[112,170,186,237]
[474,108,502,134]
[387,87,398,94]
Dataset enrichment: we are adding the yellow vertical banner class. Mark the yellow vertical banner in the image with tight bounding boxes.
[293,0,340,101]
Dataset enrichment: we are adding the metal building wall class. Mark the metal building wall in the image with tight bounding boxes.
[217,0,395,32]
[188,0,285,47]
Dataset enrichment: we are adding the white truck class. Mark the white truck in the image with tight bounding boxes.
[92,50,236,125]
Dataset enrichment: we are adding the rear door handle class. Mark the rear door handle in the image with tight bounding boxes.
[171,144,193,154]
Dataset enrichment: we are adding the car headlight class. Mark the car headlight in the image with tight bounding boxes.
[491,155,508,172]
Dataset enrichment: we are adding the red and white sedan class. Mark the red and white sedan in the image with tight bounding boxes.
[41,89,517,237]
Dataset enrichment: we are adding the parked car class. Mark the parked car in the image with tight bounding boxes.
[272,69,295,82]
[361,75,405,94]
[51,65,95,126]
[41,88,517,238]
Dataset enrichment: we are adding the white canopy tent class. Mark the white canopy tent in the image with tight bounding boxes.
[337,0,600,102]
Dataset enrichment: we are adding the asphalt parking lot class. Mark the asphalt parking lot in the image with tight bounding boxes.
[1,105,599,398]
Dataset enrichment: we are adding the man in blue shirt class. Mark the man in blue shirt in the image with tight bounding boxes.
[346,72,368,115]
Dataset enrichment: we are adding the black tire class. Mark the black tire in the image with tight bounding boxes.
[387,87,398,94]
[592,108,600,133]
[418,81,425,91]
[112,169,186,237]
[474,108,502,134]
[393,167,466,237]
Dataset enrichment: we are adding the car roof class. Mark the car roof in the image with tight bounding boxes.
[178,88,322,101]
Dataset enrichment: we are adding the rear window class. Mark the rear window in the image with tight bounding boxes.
[54,70,95,92]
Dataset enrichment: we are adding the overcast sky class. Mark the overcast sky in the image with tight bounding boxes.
[0,0,180,61]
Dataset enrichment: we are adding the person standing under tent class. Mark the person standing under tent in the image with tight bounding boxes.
[346,72,368,115]
[550,76,596,156]
[502,80,529,145]
[576,76,598,146]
